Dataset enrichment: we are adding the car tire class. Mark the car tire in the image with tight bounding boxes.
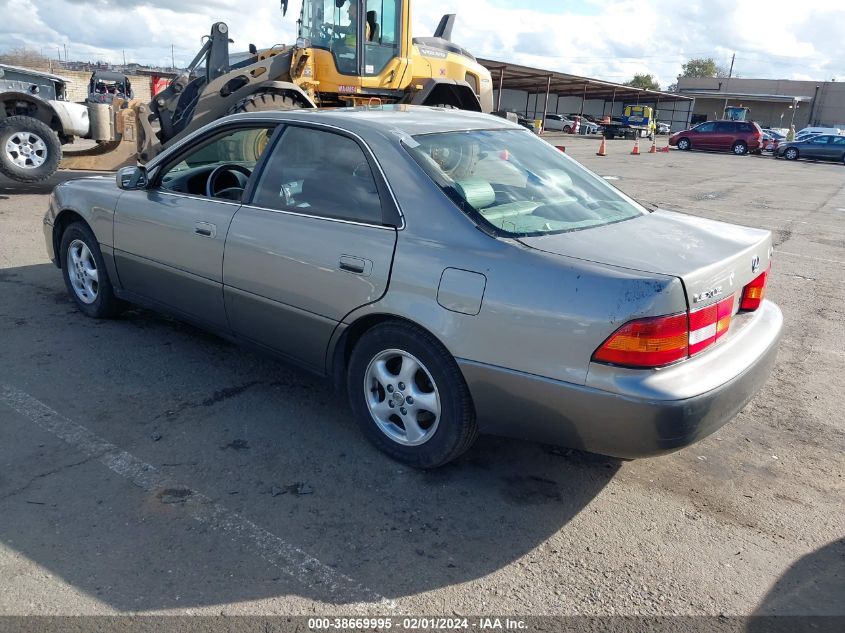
[59,222,125,319]
[0,115,62,183]
[677,138,691,150]
[732,141,748,155]
[347,321,478,468]
[784,147,799,161]
[563,125,571,134]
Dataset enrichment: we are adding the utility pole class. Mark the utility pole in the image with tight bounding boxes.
[63,44,68,62]
[171,44,175,69]
[728,52,735,79]
[122,49,126,68]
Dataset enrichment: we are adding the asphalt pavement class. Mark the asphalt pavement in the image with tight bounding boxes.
[0,140,842,618]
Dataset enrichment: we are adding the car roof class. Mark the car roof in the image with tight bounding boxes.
[226,105,522,137]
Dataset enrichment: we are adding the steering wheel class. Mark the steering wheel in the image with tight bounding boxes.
[206,164,252,200]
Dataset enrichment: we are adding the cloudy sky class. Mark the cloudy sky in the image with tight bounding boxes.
[2,0,844,86]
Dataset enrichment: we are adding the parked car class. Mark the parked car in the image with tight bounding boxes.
[776,134,845,163]
[656,122,671,135]
[543,113,576,133]
[670,119,763,155]
[516,114,540,135]
[565,114,600,135]
[45,106,782,467]
[761,130,784,153]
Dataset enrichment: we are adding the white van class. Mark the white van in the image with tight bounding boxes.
[797,126,842,138]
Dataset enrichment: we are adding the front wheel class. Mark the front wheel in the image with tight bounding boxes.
[732,141,748,155]
[677,138,691,150]
[784,147,799,161]
[60,222,124,318]
[347,322,478,468]
[562,125,571,134]
[0,115,61,182]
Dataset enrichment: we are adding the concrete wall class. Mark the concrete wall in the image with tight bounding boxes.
[59,70,153,103]
[679,77,845,129]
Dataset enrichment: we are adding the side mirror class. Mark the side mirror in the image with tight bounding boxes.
[117,165,147,190]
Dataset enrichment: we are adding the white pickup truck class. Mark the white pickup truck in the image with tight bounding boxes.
[0,64,91,182]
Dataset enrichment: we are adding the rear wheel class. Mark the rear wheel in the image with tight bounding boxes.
[0,115,61,182]
[732,141,748,155]
[677,137,691,150]
[347,322,478,468]
[784,147,799,161]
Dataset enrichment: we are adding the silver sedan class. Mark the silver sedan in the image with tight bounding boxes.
[44,106,782,467]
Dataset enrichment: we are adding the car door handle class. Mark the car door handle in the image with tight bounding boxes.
[194,222,217,238]
[339,255,371,276]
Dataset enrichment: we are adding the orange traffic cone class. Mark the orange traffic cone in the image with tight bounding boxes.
[631,138,640,155]
[596,137,607,156]
[648,139,657,153]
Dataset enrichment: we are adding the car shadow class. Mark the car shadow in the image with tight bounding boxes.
[0,170,110,195]
[0,262,619,611]
[745,538,845,632]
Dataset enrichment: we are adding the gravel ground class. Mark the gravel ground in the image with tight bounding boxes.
[0,139,842,620]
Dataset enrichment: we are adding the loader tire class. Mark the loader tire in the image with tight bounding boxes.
[0,116,61,183]
[227,91,305,115]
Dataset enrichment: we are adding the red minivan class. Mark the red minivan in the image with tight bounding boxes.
[670,120,763,155]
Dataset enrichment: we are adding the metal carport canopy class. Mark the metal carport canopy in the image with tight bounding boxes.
[478,57,693,107]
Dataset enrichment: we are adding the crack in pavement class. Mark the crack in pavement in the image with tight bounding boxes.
[0,454,104,503]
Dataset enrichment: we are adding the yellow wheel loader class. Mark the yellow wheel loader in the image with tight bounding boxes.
[53,0,493,176]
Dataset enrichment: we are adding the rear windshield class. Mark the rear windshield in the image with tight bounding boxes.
[404,129,646,237]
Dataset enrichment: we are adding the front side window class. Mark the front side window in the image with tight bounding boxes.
[159,126,275,200]
[695,122,716,133]
[252,126,383,224]
[405,129,646,237]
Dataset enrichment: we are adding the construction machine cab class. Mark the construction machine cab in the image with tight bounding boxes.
[297,0,402,78]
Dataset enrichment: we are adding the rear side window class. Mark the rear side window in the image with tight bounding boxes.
[252,126,383,224]
[832,137,845,145]
[738,122,755,132]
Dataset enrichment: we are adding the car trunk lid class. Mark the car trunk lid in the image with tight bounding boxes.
[518,209,772,310]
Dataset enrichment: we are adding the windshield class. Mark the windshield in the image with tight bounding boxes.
[299,0,360,75]
[405,129,647,237]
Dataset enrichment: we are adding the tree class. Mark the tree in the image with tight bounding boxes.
[0,47,52,71]
[624,73,661,91]
[679,57,730,79]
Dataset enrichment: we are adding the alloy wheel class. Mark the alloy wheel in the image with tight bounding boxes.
[364,349,441,446]
[5,131,48,169]
[66,239,99,304]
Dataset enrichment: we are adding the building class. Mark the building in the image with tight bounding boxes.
[678,77,845,130]
[478,59,694,133]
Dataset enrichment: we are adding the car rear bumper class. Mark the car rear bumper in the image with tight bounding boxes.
[459,300,782,459]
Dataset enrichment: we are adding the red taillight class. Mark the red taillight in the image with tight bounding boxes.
[689,295,735,356]
[592,313,688,368]
[593,294,737,368]
[740,267,770,311]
